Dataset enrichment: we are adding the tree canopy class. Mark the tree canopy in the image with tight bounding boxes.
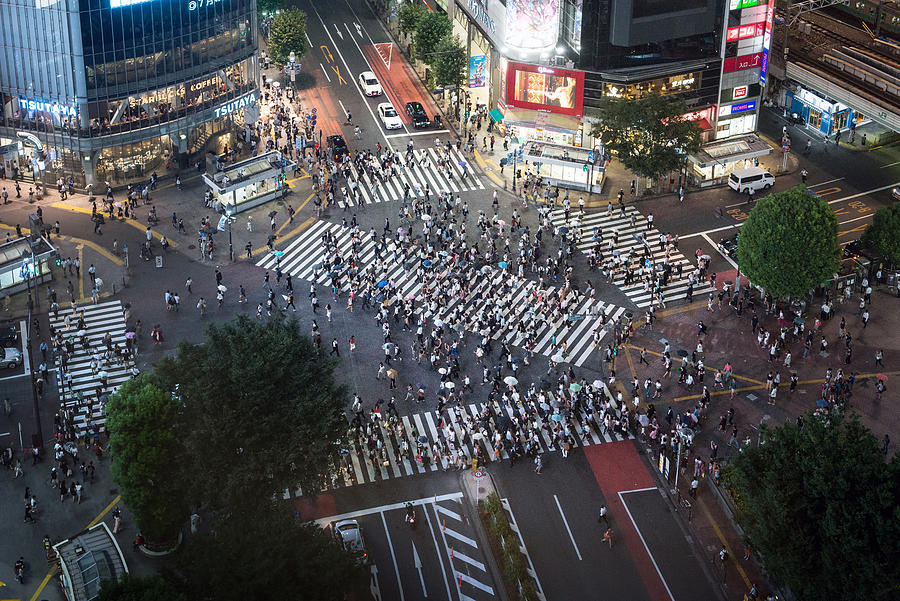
[399,1,427,37]
[862,202,900,265]
[589,95,702,183]
[97,574,186,601]
[178,503,366,601]
[257,0,283,17]
[267,8,308,68]
[106,375,187,540]
[154,315,347,511]
[736,186,841,297]
[723,412,900,601]
[430,35,467,88]
[414,11,452,62]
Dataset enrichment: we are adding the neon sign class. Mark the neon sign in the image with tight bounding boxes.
[18,98,77,117]
[214,92,257,119]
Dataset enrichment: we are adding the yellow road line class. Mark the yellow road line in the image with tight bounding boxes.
[28,494,121,601]
[626,344,766,386]
[697,497,752,589]
[623,344,637,379]
[65,236,123,267]
[273,192,317,235]
[51,203,178,247]
[655,300,708,317]
[250,216,316,257]
[77,245,85,301]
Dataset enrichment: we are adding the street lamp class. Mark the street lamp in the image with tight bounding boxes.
[20,249,44,454]
[225,207,234,262]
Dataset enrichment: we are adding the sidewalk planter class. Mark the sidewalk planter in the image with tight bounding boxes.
[138,531,183,558]
[480,493,541,601]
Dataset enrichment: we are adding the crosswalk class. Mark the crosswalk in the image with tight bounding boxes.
[549,206,715,308]
[286,391,632,495]
[49,300,134,435]
[339,146,484,208]
[257,219,626,367]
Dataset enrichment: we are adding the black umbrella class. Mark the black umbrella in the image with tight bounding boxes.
[268,210,278,218]
[677,349,688,357]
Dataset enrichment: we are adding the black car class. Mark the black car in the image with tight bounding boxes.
[0,325,18,348]
[326,135,349,160]
[405,102,430,128]
[719,233,739,259]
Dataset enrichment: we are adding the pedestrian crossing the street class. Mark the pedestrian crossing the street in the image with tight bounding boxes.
[284,392,632,495]
[549,206,715,308]
[339,146,484,208]
[49,300,135,436]
[257,220,626,367]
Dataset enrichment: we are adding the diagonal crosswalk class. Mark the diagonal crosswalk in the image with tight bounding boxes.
[49,300,135,436]
[549,206,715,308]
[339,146,484,208]
[257,220,626,367]
[285,388,633,495]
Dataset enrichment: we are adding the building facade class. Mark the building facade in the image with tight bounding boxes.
[0,0,259,187]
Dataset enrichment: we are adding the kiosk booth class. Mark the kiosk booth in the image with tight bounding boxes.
[520,140,604,193]
[202,150,295,214]
[0,228,57,298]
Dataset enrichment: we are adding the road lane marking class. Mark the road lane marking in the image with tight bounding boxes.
[380,512,405,601]
[320,63,331,82]
[553,494,583,561]
[333,22,343,39]
[449,548,486,572]
[695,496,753,588]
[425,501,456,601]
[703,232,738,269]
[386,130,451,138]
[442,526,477,549]
[456,572,494,594]
[20,319,30,376]
[618,490,676,601]
[880,160,900,169]
[320,45,334,63]
[339,99,349,119]
[435,504,461,522]
[331,64,347,85]
[313,493,464,525]
[808,177,845,187]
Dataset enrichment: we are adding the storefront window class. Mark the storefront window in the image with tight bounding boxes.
[97,136,176,184]
[603,73,699,100]
[808,109,822,129]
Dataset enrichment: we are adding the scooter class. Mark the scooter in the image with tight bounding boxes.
[405,502,417,530]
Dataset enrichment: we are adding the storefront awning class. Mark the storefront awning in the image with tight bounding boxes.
[697,119,713,132]
[489,109,504,123]
[688,134,773,169]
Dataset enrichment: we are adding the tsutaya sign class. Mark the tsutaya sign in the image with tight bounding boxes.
[18,98,77,117]
[213,92,257,119]
[466,0,496,35]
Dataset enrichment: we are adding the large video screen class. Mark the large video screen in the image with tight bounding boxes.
[505,0,559,51]
[505,62,584,116]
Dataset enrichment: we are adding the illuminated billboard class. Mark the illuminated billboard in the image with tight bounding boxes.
[505,0,560,51]
[505,62,584,116]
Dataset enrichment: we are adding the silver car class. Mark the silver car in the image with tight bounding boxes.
[3,347,22,369]
[332,519,368,564]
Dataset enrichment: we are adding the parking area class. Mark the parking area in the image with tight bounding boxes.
[315,492,496,601]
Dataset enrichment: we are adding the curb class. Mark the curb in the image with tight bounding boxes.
[499,497,546,601]
[458,470,510,601]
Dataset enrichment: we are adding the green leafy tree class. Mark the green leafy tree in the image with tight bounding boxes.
[736,186,841,297]
[154,315,347,511]
[106,375,187,541]
[178,504,366,601]
[590,95,702,183]
[267,8,308,68]
[414,11,452,62]
[399,1,427,36]
[862,202,900,264]
[257,0,283,18]
[431,35,467,88]
[723,412,900,601]
[97,574,186,601]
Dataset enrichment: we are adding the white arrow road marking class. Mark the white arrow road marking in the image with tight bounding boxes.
[334,23,344,39]
[412,541,427,597]
[370,565,382,601]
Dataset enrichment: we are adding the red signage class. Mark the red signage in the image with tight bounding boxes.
[504,62,585,117]
[723,52,763,73]
[726,22,764,41]
[733,85,748,100]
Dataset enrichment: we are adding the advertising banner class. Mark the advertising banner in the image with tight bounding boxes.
[469,55,488,88]
[505,0,560,51]
[505,62,584,116]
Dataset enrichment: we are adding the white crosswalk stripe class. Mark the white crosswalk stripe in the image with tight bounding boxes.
[48,301,135,436]
[339,147,485,208]
[257,220,626,367]
[549,206,715,308]
[314,391,633,491]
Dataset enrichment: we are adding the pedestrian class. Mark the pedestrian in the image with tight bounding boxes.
[185,277,192,294]
[349,335,356,352]
[875,349,884,367]
[534,453,542,473]
[690,477,699,497]
[598,505,609,527]
[113,506,121,533]
[602,527,613,548]
[331,338,340,356]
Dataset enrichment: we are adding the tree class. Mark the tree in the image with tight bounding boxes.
[154,315,347,511]
[736,186,841,297]
[97,574,186,601]
[590,95,702,184]
[723,412,900,601]
[399,1,427,37]
[862,202,900,264]
[178,503,366,601]
[414,11,452,62]
[106,375,188,541]
[257,0,283,18]
[431,35,467,88]
[267,8,308,68]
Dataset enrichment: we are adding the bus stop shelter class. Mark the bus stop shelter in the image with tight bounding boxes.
[520,140,605,193]
[202,150,295,214]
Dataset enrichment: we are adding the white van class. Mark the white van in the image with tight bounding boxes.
[728,167,774,194]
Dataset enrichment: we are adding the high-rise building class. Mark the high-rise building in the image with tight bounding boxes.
[0,0,260,188]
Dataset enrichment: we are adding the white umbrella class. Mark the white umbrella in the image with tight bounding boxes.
[551,353,566,363]
[94,278,103,289]
[444,381,455,389]
[504,376,518,386]
[434,318,444,327]
[218,284,227,293]
[592,379,603,389]
[438,367,448,375]
[422,214,432,221]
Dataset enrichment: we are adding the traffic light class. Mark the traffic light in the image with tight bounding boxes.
[55,256,62,266]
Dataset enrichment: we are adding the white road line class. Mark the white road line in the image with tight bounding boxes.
[680,223,742,240]
[310,5,391,149]
[702,232,738,269]
[879,160,900,169]
[314,493,464,526]
[380,512,405,601]
[338,99,349,119]
[320,63,332,83]
[386,130,452,138]
[827,182,900,204]
[456,572,494,594]
[305,32,313,48]
[19,319,30,376]
[808,177,845,187]
[618,490,676,601]
[435,504,462,523]
[443,526,478,549]
[425,500,456,601]
[838,214,874,226]
[553,494,583,561]
[449,547,486,572]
